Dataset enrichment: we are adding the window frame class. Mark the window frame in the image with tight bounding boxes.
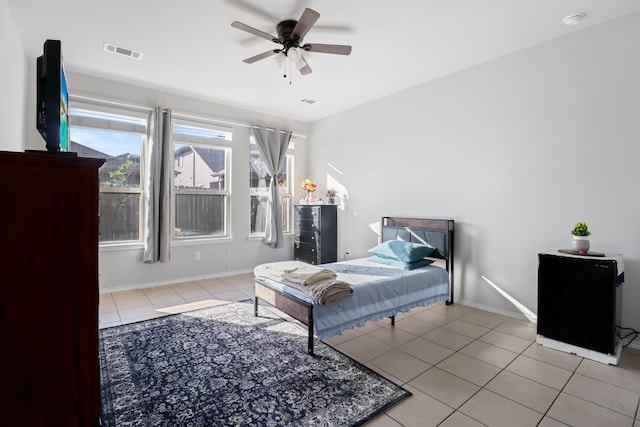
[68,104,148,246]
[171,118,233,241]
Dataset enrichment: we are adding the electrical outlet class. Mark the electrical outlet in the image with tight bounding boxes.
[195,251,201,261]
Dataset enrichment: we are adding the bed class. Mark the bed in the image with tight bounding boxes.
[253,217,454,355]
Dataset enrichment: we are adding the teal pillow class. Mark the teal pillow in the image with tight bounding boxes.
[368,240,436,263]
[369,255,434,270]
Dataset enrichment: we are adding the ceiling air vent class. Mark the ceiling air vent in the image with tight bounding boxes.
[104,42,144,60]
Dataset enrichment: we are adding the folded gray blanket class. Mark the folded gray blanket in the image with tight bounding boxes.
[283,268,337,286]
[284,278,353,305]
[254,261,353,305]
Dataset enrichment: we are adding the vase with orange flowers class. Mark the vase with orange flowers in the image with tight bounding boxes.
[302,179,317,204]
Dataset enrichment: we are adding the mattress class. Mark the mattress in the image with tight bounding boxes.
[255,258,450,339]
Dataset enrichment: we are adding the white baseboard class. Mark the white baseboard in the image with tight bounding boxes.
[99,268,254,294]
[626,341,640,351]
[457,299,640,351]
[456,298,534,323]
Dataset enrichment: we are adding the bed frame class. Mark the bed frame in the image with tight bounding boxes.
[254,217,454,355]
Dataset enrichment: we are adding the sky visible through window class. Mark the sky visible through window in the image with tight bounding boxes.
[69,108,144,157]
[70,127,141,157]
[70,108,231,157]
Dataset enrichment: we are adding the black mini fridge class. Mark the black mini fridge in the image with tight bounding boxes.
[537,253,622,356]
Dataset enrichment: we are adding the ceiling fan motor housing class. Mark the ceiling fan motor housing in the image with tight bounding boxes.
[277,19,301,54]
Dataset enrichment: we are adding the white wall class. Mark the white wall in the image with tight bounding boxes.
[18,68,310,293]
[0,0,27,151]
[6,4,639,335]
[308,12,640,333]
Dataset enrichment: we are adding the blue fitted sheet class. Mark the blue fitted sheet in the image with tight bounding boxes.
[254,258,450,340]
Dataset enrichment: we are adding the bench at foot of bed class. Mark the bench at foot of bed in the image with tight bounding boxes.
[254,280,316,355]
[254,280,397,356]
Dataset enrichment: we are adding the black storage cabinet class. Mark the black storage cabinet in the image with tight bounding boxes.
[294,204,337,265]
[537,253,622,355]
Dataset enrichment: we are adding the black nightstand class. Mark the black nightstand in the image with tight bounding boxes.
[293,204,337,265]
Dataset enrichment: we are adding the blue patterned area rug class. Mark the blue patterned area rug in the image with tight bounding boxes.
[99,300,411,426]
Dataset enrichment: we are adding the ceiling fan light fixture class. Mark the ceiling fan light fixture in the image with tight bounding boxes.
[287,47,302,63]
[562,13,585,26]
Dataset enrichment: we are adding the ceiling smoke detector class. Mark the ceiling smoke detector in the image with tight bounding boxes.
[562,13,586,26]
[104,42,144,60]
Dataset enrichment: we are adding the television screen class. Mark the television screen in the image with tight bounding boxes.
[37,39,71,153]
[60,64,69,151]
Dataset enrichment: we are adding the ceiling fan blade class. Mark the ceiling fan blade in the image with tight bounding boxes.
[231,21,279,43]
[243,50,279,64]
[298,56,312,75]
[292,8,320,41]
[303,43,352,55]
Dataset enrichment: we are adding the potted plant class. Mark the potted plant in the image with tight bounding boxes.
[326,189,337,204]
[571,221,590,253]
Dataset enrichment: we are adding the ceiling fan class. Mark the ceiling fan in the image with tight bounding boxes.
[231,8,352,76]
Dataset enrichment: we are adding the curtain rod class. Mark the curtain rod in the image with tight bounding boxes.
[69,94,306,138]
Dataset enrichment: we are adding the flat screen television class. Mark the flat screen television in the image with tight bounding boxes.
[36,39,72,154]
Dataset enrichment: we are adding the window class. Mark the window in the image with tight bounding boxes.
[172,121,232,239]
[250,137,294,235]
[69,107,147,243]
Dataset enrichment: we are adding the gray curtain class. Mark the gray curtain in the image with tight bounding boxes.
[251,126,291,248]
[143,107,172,263]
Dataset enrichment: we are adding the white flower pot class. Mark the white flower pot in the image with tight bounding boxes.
[571,235,590,253]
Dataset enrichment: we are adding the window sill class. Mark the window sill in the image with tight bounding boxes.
[99,242,144,252]
[171,236,233,246]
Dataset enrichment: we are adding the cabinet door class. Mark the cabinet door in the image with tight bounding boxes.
[537,254,618,354]
[0,152,103,426]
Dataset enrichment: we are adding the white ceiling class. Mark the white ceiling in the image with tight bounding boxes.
[7,0,640,123]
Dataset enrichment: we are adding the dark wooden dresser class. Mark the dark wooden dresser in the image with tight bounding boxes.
[293,204,337,265]
[0,151,104,426]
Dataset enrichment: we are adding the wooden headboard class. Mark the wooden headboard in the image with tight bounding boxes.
[381,217,455,304]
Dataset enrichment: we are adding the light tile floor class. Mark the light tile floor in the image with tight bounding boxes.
[99,273,640,427]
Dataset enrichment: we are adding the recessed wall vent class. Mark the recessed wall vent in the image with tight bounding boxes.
[104,42,144,60]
